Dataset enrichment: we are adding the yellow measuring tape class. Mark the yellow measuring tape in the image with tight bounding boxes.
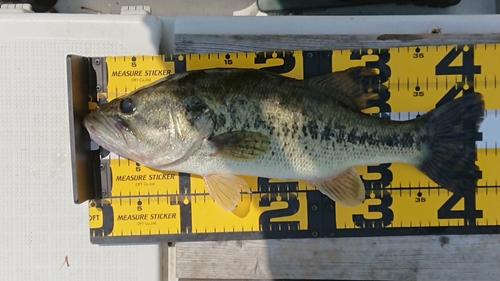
[86,44,499,244]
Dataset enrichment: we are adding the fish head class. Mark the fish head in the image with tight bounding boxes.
[83,81,214,168]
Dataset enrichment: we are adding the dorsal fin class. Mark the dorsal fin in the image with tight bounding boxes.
[306,66,380,111]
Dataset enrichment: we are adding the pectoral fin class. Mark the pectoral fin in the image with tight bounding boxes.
[307,167,366,206]
[306,66,380,111]
[209,130,270,160]
[204,173,251,211]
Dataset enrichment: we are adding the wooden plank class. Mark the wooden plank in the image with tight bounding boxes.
[174,33,500,54]
[161,242,178,281]
[176,235,500,280]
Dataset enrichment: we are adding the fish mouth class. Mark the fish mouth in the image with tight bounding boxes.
[84,112,139,156]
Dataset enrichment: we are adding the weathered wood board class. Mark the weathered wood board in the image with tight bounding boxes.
[174,33,500,54]
[175,235,500,280]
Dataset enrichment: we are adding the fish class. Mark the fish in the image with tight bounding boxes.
[84,66,485,212]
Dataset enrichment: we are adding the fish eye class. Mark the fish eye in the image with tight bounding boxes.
[119,98,136,114]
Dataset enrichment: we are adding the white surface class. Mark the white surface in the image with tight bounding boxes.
[54,0,255,15]
[52,0,498,16]
[479,111,500,148]
[0,3,34,13]
[0,12,161,281]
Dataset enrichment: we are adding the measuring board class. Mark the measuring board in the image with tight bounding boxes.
[67,44,500,245]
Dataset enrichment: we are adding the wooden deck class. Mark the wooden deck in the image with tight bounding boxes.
[169,234,500,280]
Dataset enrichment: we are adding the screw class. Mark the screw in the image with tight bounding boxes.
[96,85,101,92]
[306,52,313,59]
[328,231,335,237]
[101,190,107,197]
[100,164,104,170]
[311,231,318,237]
[311,204,318,211]
[94,58,100,65]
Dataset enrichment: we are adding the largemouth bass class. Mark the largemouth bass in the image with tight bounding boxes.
[84,67,485,211]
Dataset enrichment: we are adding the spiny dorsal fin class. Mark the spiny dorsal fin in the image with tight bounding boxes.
[307,167,366,206]
[306,66,380,111]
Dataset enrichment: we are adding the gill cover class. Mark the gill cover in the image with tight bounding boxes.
[152,93,215,168]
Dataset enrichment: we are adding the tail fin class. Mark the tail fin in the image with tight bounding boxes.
[417,92,485,196]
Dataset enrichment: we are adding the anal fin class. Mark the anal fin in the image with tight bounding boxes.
[307,167,366,206]
[203,174,251,211]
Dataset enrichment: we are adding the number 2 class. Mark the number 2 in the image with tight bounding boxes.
[258,178,300,231]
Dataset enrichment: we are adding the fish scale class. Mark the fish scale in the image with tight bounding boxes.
[177,71,414,180]
[211,70,422,170]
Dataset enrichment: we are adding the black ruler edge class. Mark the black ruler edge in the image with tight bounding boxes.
[90,225,500,245]
[67,54,103,204]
